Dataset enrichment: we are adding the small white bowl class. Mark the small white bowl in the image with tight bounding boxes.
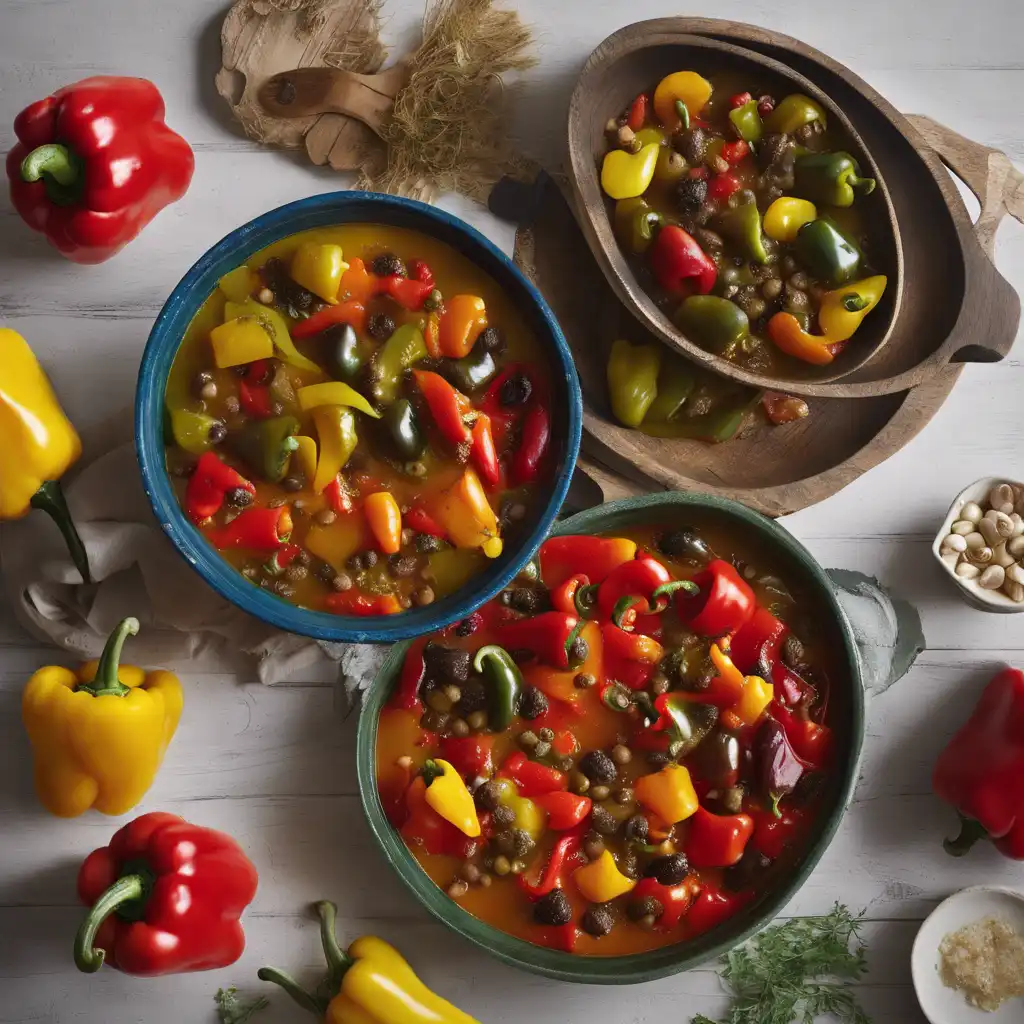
[932,476,1024,613]
[912,885,1024,1023]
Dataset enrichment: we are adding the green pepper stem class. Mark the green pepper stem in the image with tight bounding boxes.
[674,99,690,131]
[256,968,325,1017]
[31,480,91,583]
[421,759,444,786]
[76,618,139,697]
[74,874,145,973]
[314,900,353,993]
[20,144,84,206]
[943,814,989,857]
[850,174,876,196]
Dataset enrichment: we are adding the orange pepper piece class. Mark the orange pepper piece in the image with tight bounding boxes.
[438,295,487,358]
[364,491,402,555]
[339,257,377,304]
[766,312,836,366]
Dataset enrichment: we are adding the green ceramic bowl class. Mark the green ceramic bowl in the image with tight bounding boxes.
[356,492,866,984]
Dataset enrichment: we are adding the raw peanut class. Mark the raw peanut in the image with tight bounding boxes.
[989,483,1015,509]
[993,543,1016,568]
[992,510,1015,538]
[956,561,981,580]
[965,531,986,550]
[941,534,968,554]
[979,518,1002,546]
[968,545,993,565]
[951,520,976,535]
[980,565,1006,590]
[961,501,984,524]
[1007,563,1024,585]
[1004,580,1024,603]
[999,502,1016,516]
[1009,536,1024,557]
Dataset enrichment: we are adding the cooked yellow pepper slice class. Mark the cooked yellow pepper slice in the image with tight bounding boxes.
[763,197,818,243]
[733,675,774,726]
[435,468,503,558]
[217,266,257,303]
[600,143,660,200]
[573,850,637,902]
[298,381,380,419]
[292,435,317,485]
[635,763,699,824]
[311,405,358,493]
[209,316,274,368]
[818,275,888,341]
[290,242,349,304]
[423,759,480,837]
[653,71,712,129]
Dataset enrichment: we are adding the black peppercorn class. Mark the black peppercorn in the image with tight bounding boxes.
[644,852,690,887]
[579,750,618,784]
[581,904,615,937]
[368,313,397,341]
[498,371,533,407]
[676,176,709,215]
[518,686,549,720]
[371,252,407,278]
[533,888,573,926]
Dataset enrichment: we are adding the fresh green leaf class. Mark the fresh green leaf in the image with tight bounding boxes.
[214,986,269,1024]
[691,904,872,1024]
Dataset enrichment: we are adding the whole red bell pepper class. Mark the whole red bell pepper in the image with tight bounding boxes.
[933,667,1024,859]
[518,829,585,898]
[601,623,664,690]
[648,225,717,295]
[597,555,672,621]
[677,559,755,637]
[631,877,699,929]
[185,452,255,523]
[74,812,257,975]
[7,77,194,264]
[498,611,581,670]
[685,805,754,868]
[539,535,637,589]
[499,751,568,797]
[206,505,292,551]
[729,607,788,676]
[534,791,592,830]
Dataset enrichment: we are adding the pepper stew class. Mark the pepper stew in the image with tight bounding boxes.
[600,72,887,378]
[164,226,553,615]
[376,522,840,954]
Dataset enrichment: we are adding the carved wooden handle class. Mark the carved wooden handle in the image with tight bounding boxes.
[566,456,650,510]
[906,114,1024,262]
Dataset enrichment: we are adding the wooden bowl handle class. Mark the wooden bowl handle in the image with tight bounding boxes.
[565,456,650,511]
[905,114,1024,262]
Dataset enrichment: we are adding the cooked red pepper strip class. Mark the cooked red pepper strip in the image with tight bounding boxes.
[380,275,434,310]
[325,591,402,616]
[770,700,832,768]
[538,535,638,589]
[729,91,753,109]
[601,623,664,690]
[708,172,742,202]
[772,661,813,707]
[394,642,427,712]
[290,299,367,339]
[263,542,301,576]
[537,922,579,952]
[552,574,590,616]
[687,885,751,937]
[685,805,754,868]
[552,730,578,757]
[518,828,584,898]
[237,359,273,419]
[511,401,550,485]
[676,559,755,637]
[597,556,672,620]
[413,370,471,445]
[649,225,717,295]
[185,452,255,523]
[206,506,292,551]
[498,751,568,797]
[631,877,698,930]
[720,139,750,165]
[752,806,807,860]
[440,734,495,779]
[534,791,592,830]
[470,414,500,486]
[405,505,447,539]
[729,607,788,676]
[324,475,354,515]
[408,259,435,287]
[498,611,580,670]
[626,93,648,131]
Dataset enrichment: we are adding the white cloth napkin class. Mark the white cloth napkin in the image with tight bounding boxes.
[0,413,388,700]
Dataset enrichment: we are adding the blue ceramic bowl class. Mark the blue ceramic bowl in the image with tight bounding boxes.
[135,192,582,643]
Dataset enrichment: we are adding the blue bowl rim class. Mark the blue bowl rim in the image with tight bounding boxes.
[135,191,583,644]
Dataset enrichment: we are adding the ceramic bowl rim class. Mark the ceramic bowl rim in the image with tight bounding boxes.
[931,476,1024,614]
[566,25,904,392]
[134,191,583,644]
[357,490,866,983]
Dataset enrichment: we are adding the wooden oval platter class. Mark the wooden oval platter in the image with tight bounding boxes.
[566,19,1021,399]
[568,31,903,392]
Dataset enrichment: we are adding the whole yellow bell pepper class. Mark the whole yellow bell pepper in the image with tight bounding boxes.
[423,758,480,837]
[259,901,480,1024]
[600,143,660,200]
[0,327,91,582]
[762,197,818,243]
[209,316,274,368]
[434,468,503,559]
[818,275,888,341]
[21,617,183,817]
[573,850,637,902]
[635,763,699,824]
[733,674,774,727]
[653,71,712,130]
[291,242,349,304]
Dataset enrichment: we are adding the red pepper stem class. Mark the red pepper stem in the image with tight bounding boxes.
[20,143,84,206]
[75,617,139,697]
[31,479,92,583]
[943,814,989,858]
[74,873,145,973]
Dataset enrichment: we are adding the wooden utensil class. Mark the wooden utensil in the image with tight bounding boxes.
[566,20,1022,399]
[257,65,409,138]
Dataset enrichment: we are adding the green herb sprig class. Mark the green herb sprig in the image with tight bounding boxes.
[214,986,269,1024]
[693,903,872,1024]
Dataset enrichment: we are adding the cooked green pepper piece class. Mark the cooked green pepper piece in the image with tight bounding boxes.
[607,338,661,428]
[795,217,862,286]
[645,397,757,444]
[444,345,497,394]
[658,696,719,757]
[716,202,769,263]
[646,361,696,422]
[383,398,425,460]
[324,322,362,381]
[473,644,523,732]
[728,99,763,144]
[674,296,750,353]
[169,408,220,455]
[232,415,300,482]
[763,94,827,135]
[794,151,876,208]
[613,197,663,255]
[372,324,427,403]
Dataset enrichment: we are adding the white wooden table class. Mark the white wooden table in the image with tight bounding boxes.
[1,2,1023,1021]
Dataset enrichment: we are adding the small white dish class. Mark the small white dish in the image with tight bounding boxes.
[912,885,1024,1024]
[932,476,1024,613]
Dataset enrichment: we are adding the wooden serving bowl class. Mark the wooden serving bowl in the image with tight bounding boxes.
[568,29,903,392]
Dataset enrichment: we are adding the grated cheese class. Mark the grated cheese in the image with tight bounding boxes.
[939,915,1024,1012]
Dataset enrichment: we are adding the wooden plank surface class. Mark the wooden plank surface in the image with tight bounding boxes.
[1,1,1023,1021]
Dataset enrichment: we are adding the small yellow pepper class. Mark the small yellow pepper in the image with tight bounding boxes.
[0,327,90,582]
[292,435,318,484]
[573,850,637,903]
[210,316,274,368]
[217,265,257,303]
[653,71,712,130]
[438,295,488,358]
[364,492,402,555]
[311,406,358,493]
[258,901,480,1024]
[764,93,827,135]
[490,777,544,839]
[298,381,380,419]
[434,468,503,558]
[633,127,668,148]
[600,143,660,200]
[21,617,183,817]
[818,275,888,341]
[733,675,774,727]
[763,197,818,243]
[607,338,661,428]
[653,146,687,184]
[635,763,699,824]
[423,759,480,837]
[290,242,349,304]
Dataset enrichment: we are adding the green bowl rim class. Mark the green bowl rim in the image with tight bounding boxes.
[356,491,866,984]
